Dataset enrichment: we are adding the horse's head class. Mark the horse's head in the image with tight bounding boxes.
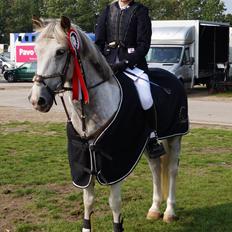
[29,16,113,113]
[28,16,75,112]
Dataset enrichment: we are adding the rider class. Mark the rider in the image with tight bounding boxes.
[95,0,165,158]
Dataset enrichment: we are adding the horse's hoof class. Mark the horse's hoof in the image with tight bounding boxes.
[163,214,179,223]
[146,211,162,220]
[82,229,91,232]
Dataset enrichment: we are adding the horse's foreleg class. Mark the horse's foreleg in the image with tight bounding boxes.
[146,154,162,220]
[163,136,181,223]
[82,178,95,232]
[109,182,124,232]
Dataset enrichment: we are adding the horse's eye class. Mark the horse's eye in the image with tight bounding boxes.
[56,49,66,56]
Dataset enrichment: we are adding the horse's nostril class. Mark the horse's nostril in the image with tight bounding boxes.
[31,100,36,106]
[37,97,46,106]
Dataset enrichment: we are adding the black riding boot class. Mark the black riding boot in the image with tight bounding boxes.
[145,106,166,158]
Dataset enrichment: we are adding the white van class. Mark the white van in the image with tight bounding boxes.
[147,20,230,89]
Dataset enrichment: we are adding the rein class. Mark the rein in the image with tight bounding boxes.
[33,26,110,138]
[33,51,72,105]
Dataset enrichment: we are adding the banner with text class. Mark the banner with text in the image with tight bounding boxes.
[16,45,37,63]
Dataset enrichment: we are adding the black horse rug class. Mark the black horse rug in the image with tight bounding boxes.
[67,68,189,188]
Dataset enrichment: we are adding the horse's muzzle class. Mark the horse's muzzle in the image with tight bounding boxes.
[28,91,53,113]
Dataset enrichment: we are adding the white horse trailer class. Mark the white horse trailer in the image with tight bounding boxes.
[147,20,230,89]
[9,32,39,67]
[9,32,95,68]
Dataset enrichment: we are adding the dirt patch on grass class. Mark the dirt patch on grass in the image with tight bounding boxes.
[190,122,232,130]
[0,184,83,231]
[208,162,232,168]
[0,107,66,123]
[1,191,36,231]
[0,124,61,136]
[202,146,232,154]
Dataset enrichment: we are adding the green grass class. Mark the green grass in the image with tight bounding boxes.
[0,122,232,231]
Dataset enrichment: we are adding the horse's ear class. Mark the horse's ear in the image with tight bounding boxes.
[60,16,71,32]
[32,15,44,30]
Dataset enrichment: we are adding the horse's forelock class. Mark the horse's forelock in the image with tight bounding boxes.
[36,22,98,57]
[36,22,67,45]
[36,21,113,79]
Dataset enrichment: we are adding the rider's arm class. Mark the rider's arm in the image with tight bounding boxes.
[95,6,109,54]
[125,6,152,67]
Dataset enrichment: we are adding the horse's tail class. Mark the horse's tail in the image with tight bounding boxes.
[160,152,169,201]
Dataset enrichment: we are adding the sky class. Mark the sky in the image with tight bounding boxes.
[224,0,232,14]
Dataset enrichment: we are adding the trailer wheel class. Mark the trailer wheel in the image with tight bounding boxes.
[206,81,216,94]
[206,82,212,90]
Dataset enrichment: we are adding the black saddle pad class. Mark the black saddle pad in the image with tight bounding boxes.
[67,69,189,188]
[67,72,150,187]
[149,68,189,138]
[93,73,150,185]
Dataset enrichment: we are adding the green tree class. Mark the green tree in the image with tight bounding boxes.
[11,0,34,32]
[0,0,15,44]
[0,0,229,45]
[95,0,112,14]
[42,0,95,31]
[200,0,225,21]
[175,0,202,19]
[139,0,226,21]
[30,0,44,17]
[0,0,44,43]
[43,0,78,19]
[74,0,96,31]
[224,13,232,25]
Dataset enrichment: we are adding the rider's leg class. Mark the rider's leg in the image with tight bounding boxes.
[134,73,165,158]
[144,106,166,158]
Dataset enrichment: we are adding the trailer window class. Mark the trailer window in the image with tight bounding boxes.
[147,47,182,63]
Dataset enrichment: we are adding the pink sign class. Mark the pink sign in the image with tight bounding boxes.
[16,45,37,62]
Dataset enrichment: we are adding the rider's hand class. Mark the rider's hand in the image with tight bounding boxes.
[110,60,129,73]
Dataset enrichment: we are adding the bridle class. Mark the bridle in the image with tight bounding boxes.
[33,50,72,102]
[33,47,107,137]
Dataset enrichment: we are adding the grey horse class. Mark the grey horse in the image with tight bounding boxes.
[28,16,187,232]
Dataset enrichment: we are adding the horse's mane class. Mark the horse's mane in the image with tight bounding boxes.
[36,21,113,81]
[73,26,113,81]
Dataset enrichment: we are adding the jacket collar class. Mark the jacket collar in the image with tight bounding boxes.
[116,0,135,9]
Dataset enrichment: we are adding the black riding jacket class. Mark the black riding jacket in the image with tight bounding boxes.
[95,1,152,71]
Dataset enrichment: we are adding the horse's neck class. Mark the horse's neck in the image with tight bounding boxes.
[70,74,121,138]
[66,32,121,138]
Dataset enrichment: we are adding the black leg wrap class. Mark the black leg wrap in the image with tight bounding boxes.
[113,217,124,232]
[147,137,166,159]
[83,218,91,230]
